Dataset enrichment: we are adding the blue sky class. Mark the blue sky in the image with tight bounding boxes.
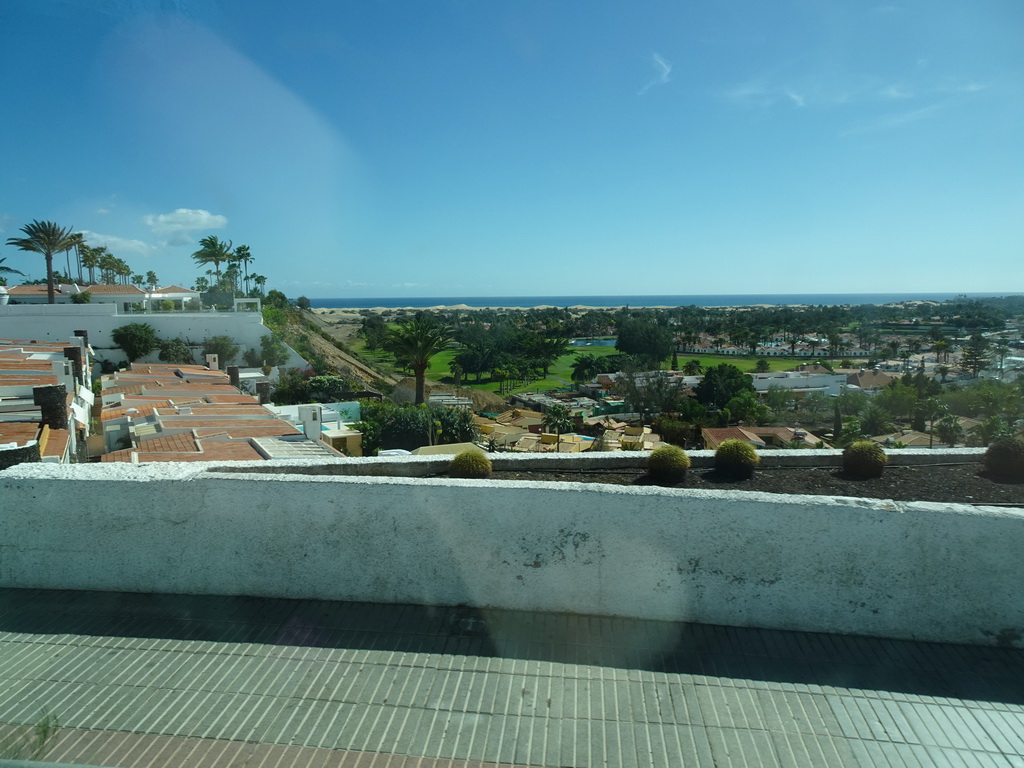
[2,0,1021,298]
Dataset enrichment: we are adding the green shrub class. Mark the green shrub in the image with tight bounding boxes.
[648,444,691,484]
[449,449,492,479]
[984,436,1024,482]
[842,440,888,479]
[715,439,760,478]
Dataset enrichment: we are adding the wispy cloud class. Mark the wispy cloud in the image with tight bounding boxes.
[786,90,806,108]
[143,208,227,246]
[638,53,672,96]
[78,230,153,256]
[840,101,949,136]
[95,207,111,215]
[880,83,913,99]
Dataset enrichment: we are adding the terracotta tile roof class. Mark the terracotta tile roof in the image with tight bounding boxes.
[6,285,55,295]
[154,285,199,293]
[101,437,264,462]
[133,433,201,452]
[701,427,766,449]
[204,394,260,404]
[0,376,59,386]
[40,427,70,458]
[193,424,302,438]
[182,418,301,431]
[0,422,40,446]
[100,402,171,422]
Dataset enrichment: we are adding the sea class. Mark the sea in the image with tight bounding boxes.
[310,292,1009,310]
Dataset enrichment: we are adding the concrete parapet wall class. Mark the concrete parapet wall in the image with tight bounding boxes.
[222,447,987,477]
[1,455,1019,647]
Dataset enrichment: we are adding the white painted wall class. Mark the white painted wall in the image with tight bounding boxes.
[0,304,303,367]
[1,457,1020,647]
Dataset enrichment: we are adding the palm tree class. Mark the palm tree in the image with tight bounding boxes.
[5,220,78,303]
[0,257,25,285]
[66,232,85,284]
[81,244,102,284]
[383,315,454,405]
[191,236,233,285]
[542,404,574,436]
[251,274,267,297]
[570,353,601,385]
[682,359,704,376]
[235,245,253,294]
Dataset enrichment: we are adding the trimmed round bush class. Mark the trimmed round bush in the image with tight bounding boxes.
[715,439,760,479]
[648,444,691,484]
[448,449,492,479]
[842,440,888,479]
[984,436,1024,482]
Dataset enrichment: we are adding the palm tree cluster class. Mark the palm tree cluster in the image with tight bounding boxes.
[190,236,265,297]
[5,220,154,302]
[5,220,79,303]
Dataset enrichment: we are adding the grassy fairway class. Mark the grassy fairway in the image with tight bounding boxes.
[674,354,796,373]
[351,335,809,395]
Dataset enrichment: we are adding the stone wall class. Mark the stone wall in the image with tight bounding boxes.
[0,455,1019,647]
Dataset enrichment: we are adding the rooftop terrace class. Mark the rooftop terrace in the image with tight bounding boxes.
[2,588,1023,767]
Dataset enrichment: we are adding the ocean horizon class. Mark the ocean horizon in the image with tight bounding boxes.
[310,292,1012,310]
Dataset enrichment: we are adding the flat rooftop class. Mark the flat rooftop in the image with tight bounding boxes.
[1,588,1022,767]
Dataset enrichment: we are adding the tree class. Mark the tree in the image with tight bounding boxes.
[6,220,78,303]
[191,236,233,284]
[875,379,918,423]
[80,244,99,284]
[958,335,990,378]
[112,323,158,363]
[202,335,241,365]
[158,337,195,364]
[235,245,253,294]
[145,271,159,289]
[258,332,291,367]
[937,413,964,446]
[693,364,754,409]
[615,318,674,368]
[725,390,770,425]
[765,384,795,414]
[570,353,603,385]
[858,403,893,437]
[542,404,574,435]
[296,295,311,310]
[265,290,289,309]
[753,358,771,373]
[383,315,454,404]
[682,359,704,376]
[0,257,25,286]
[524,334,570,376]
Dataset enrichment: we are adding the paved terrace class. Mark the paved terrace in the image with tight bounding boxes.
[1,589,1023,767]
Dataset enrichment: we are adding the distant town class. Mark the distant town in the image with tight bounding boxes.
[1,221,1021,466]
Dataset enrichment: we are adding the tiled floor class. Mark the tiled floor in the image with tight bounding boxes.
[1,588,1023,767]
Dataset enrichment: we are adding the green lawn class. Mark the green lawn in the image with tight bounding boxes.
[674,354,796,373]
[351,336,814,395]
